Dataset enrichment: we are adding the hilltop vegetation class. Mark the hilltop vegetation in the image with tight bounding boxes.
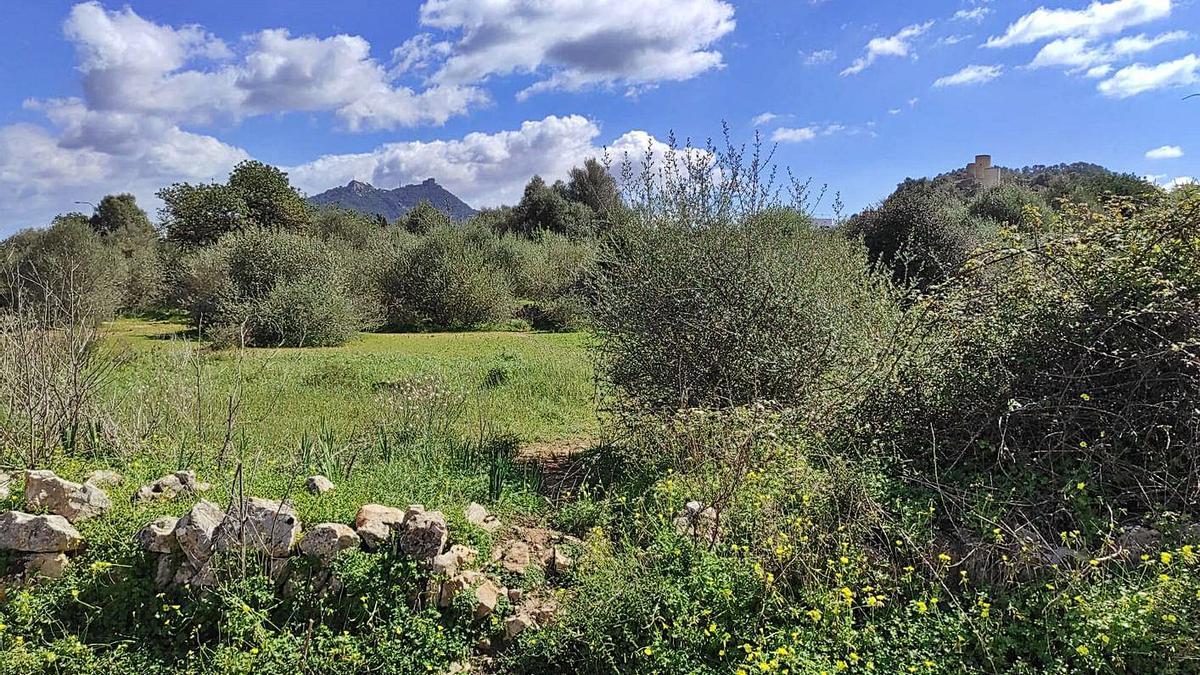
[0,138,1197,674]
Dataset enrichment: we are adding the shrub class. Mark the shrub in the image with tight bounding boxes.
[0,215,122,322]
[593,212,898,414]
[968,184,1050,230]
[845,179,997,289]
[866,188,1200,530]
[375,223,515,330]
[177,228,373,347]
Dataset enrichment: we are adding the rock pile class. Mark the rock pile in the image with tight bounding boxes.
[0,511,84,580]
[1,467,574,645]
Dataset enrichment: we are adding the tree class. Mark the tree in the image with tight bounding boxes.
[401,200,451,235]
[565,158,620,216]
[90,194,155,238]
[158,182,248,247]
[90,194,161,312]
[227,160,310,231]
[510,175,593,237]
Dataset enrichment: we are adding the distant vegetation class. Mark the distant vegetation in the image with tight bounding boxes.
[0,140,1197,674]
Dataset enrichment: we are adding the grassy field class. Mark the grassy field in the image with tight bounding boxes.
[104,317,597,447]
[20,319,600,561]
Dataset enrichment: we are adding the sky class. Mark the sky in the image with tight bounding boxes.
[0,0,1197,231]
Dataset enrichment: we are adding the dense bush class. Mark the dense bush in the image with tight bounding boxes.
[866,188,1200,530]
[845,179,996,289]
[505,232,596,330]
[374,222,515,330]
[177,228,373,346]
[0,215,123,322]
[593,210,898,413]
[967,184,1050,230]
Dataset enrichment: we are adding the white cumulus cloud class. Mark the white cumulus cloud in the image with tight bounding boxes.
[1145,144,1184,159]
[1097,53,1200,96]
[417,0,736,98]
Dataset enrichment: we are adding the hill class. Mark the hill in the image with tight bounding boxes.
[307,178,477,221]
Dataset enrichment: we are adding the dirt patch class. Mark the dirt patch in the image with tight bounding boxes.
[515,436,596,501]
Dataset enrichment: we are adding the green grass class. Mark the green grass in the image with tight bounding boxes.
[104,317,597,449]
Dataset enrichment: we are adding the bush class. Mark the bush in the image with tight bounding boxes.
[968,184,1050,230]
[865,189,1200,531]
[846,179,997,289]
[375,223,515,330]
[593,212,898,413]
[177,228,373,347]
[0,215,122,322]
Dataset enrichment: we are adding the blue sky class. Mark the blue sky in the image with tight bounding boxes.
[0,0,1196,231]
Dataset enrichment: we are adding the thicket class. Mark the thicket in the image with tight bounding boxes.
[517,137,1199,673]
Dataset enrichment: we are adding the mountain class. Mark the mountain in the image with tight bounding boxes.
[307,178,477,222]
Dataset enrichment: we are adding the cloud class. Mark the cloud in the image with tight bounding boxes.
[953,7,992,23]
[1097,53,1200,97]
[842,21,934,76]
[1145,144,1184,159]
[770,124,845,143]
[418,0,736,98]
[0,117,249,227]
[800,49,836,65]
[58,2,484,134]
[752,112,781,126]
[1164,176,1195,189]
[933,64,1004,86]
[287,115,676,209]
[986,0,1172,48]
[1029,30,1188,71]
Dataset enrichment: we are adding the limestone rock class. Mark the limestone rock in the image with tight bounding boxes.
[174,500,224,569]
[216,497,301,558]
[134,470,211,503]
[432,544,478,576]
[299,523,360,562]
[0,471,12,500]
[505,612,535,640]
[23,552,70,579]
[305,475,334,495]
[84,470,123,488]
[1117,525,1163,562]
[673,500,720,543]
[465,502,502,533]
[399,510,448,560]
[439,570,506,618]
[24,469,112,522]
[154,555,176,588]
[136,516,180,554]
[552,545,574,575]
[0,512,83,553]
[354,504,406,550]
[492,540,533,574]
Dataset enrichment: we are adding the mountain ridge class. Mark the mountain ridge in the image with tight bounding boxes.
[307,177,476,222]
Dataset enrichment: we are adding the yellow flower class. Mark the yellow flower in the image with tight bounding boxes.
[808,609,823,622]
[937,553,952,563]
[643,647,653,656]
[1076,645,1089,656]
[913,600,929,614]
[1160,552,1172,565]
